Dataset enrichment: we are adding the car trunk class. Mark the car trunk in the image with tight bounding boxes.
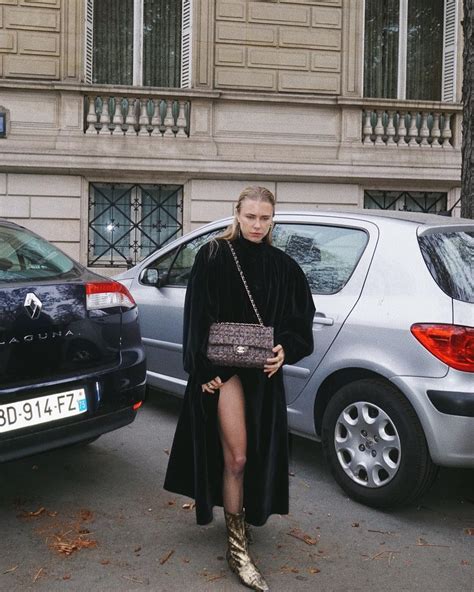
[0,283,121,389]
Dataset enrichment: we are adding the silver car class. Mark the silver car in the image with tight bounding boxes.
[115,210,474,507]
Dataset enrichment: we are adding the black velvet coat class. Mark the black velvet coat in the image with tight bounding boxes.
[163,236,315,526]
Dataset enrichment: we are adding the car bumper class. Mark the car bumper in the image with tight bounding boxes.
[0,403,141,463]
[392,372,474,468]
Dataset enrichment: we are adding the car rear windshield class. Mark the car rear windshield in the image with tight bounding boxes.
[418,229,474,303]
[0,224,81,283]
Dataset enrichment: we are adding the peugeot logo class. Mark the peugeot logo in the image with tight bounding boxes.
[24,293,43,320]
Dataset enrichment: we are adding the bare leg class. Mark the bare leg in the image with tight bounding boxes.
[218,374,246,514]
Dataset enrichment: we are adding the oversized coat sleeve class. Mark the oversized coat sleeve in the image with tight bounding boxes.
[274,258,316,366]
[182,242,221,385]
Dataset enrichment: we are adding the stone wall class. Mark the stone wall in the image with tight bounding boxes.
[0,0,81,82]
[0,172,84,261]
[214,0,342,93]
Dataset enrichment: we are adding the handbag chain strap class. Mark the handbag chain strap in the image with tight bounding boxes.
[226,240,264,326]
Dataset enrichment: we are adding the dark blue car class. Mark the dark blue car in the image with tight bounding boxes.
[0,219,146,462]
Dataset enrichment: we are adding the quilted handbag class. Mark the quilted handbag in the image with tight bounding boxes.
[206,241,274,369]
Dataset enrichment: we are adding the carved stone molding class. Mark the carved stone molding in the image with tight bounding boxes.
[341,0,363,97]
[61,0,82,81]
[193,0,215,89]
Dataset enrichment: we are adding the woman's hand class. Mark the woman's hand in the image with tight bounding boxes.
[264,344,285,378]
[202,376,223,393]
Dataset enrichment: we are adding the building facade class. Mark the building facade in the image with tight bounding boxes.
[0,0,464,273]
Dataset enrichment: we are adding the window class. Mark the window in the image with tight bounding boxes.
[364,0,458,101]
[144,230,223,287]
[364,190,448,213]
[86,0,192,88]
[419,231,474,303]
[0,224,78,283]
[272,224,368,294]
[88,183,183,267]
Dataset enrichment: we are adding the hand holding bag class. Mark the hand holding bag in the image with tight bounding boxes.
[206,241,274,369]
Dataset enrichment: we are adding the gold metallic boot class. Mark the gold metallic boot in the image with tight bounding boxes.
[245,520,254,545]
[224,510,269,591]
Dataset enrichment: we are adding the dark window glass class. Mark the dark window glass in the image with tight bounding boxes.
[406,0,444,100]
[143,0,182,87]
[167,231,223,286]
[364,190,448,213]
[364,0,399,98]
[273,224,368,294]
[92,0,181,88]
[93,0,133,85]
[0,225,79,283]
[418,231,474,303]
[88,183,183,267]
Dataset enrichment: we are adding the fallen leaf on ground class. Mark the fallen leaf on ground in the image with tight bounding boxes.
[464,528,474,536]
[63,574,71,580]
[100,560,110,565]
[51,536,98,556]
[362,550,401,561]
[33,567,45,582]
[182,503,195,510]
[134,546,142,553]
[20,507,46,519]
[164,449,170,455]
[287,528,318,546]
[159,549,174,565]
[461,560,470,566]
[206,574,226,582]
[280,565,299,574]
[352,522,360,527]
[79,509,93,522]
[3,565,18,574]
[167,500,176,506]
[308,567,321,574]
[416,538,449,548]
[122,575,148,584]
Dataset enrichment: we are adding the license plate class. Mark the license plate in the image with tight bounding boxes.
[0,388,88,434]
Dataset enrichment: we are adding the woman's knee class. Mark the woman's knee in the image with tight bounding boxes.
[225,452,247,477]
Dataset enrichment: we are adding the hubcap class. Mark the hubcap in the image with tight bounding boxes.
[334,401,401,488]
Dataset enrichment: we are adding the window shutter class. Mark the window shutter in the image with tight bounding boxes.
[180,0,192,88]
[442,0,458,102]
[85,0,94,84]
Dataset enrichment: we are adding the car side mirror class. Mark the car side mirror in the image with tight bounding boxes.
[140,268,168,287]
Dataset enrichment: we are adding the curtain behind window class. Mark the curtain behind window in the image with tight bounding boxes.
[406,0,443,100]
[364,0,399,98]
[93,0,133,85]
[143,0,182,87]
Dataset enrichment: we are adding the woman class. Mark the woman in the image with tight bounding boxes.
[164,186,315,591]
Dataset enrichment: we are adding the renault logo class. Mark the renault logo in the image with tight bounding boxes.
[24,293,43,320]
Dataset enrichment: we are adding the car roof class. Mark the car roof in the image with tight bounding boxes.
[273,208,474,226]
[0,219,22,229]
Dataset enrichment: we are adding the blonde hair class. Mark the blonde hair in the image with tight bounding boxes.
[216,186,276,244]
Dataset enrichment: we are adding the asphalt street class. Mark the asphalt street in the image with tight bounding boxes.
[0,390,473,592]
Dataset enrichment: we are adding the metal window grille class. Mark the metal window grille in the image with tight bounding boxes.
[364,190,448,213]
[88,183,183,267]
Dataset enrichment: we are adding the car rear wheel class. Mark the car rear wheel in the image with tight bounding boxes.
[321,378,438,507]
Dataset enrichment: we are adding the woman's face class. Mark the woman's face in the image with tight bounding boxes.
[236,199,274,243]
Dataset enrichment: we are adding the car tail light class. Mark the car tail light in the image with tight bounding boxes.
[411,324,474,373]
[86,281,136,310]
[133,401,143,411]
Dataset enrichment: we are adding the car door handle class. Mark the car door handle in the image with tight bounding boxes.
[313,314,334,326]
